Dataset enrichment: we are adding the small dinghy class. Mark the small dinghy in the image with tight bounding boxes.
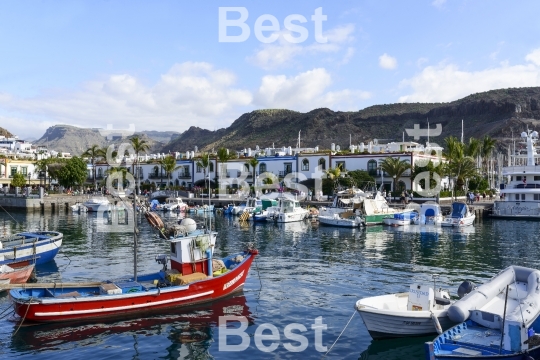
[441,202,475,227]
[355,275,455,339]
[426,265,540,359]
[383,210,418,226]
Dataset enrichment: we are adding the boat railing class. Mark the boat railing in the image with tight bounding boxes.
[502,165,540,174]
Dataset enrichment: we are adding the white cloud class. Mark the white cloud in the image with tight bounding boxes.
[0,64,372,139]
[432,0,446,8]
[341,47,355,65]
[248,24,355,70]
[398,49,540,102]
[0,62,253,137]
[379,53,398,70]
[253,68,370,110]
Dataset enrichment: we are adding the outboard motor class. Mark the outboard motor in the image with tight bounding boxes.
[457,280,476,298]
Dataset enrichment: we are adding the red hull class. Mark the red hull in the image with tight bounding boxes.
[12,253,255,323]
[0,265,34,284]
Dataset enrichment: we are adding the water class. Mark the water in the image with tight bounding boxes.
[0,211,539,359]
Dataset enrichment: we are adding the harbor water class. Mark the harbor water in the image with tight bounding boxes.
[0,210,538,359]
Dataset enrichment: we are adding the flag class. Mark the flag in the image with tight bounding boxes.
[523,177,527,184]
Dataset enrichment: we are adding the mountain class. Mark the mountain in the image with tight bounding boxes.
[0,127,13,138]
[34,125,172,155]
[162,87,540,153]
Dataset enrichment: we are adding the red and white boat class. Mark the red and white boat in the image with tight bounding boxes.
[0,264,35,284]
[9,213,258,323]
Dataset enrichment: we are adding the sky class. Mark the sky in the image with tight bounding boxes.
[2,0,540,140]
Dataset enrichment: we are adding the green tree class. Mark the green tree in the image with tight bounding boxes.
[324,167,342,191]
[217,147,231,189]
[56,157,88,189]
[160,155,182,190]
[443,136,479,194]
[106,166,128,192]
[195,153,211,190]
[82,144,101,190]
[129,136,150,194]
[245,157,259,189]
[481,135,497,175]
[378,157,411,192]
[341,170,375,189]
[11,172,26,188]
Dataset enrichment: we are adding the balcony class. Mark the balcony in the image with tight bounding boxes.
[148,173,164,179]
[278,170,292,177]
[178,173,191,179]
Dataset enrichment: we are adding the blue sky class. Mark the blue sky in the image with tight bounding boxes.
[2,0,540,139]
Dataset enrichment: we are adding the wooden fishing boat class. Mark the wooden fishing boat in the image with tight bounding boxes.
[0,264,34,284]
[0,231,63,266]
[9,204,258,324]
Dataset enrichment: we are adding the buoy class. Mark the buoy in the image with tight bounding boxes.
[431,312,443,335]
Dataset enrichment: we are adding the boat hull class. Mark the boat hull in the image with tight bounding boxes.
[0,232,63,266]
[10,252,255,323]
[318,216,362,227]
[357,308,454,339]
[0,265,34,284]
[364,214,394,225]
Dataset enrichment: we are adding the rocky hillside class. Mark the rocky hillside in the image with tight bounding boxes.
[0,127,13,138]
[162,87,540,152]
[34,125,174,155]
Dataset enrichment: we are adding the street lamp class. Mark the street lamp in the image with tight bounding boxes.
[393,175,396,202]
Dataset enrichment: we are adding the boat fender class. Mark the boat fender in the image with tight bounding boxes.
[430,312,443,335]
[206,248,213,277]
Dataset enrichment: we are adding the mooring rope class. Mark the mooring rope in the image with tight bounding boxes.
[12,297,33,337]
[321,310,357,359]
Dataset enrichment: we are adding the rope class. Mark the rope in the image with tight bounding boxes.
[12,297,33,337]
[322,310,357,359]
[0,203,20,226]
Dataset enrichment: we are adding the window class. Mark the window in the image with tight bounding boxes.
[318,158,326,170]
[516,176,522,181]
[398,181,406,191]
[98,168,103,177]
[515,194,520,200]
[197,165,202,173]
[10,166,17,176]
[153,166,159,176]
[367,160,377,176]
[284,163,292,174]
[534,194,540,200]
[535,176,540,181]
[21,167,27,176]
[522,194,526,201]
[301,159,309,171]
[244,164,250,172]
[336,161,345,171]
[209,163,214,172]
[259,163,266,173]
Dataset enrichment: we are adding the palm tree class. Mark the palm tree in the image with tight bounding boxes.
[160,155,182,190]
[443,136,479,195]
[324,167,342,191]
[378,157,411,192]
[129,136,150,195]
[481,135,497,175]
[195,153,211,191]
[216,147,231,191]
[82,144,101,191]
[245,157,259,192]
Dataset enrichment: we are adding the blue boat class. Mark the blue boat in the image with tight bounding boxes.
[425,265,540,359]
[0,231,63,266]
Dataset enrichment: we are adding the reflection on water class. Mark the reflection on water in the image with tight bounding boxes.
[10,294,252,360]
[2,211,540,359]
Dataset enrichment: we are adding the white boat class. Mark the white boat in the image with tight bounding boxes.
[427,265,540,359]
[83,197,110,212]
[162,198,188,212]
[440,202,475,227]
[383,210,419,226]
[493,129,540,219]
[318,210,364,228]
[355,276,455,339]
[71,202,87,213]
[413,202,443,225]
[319,188,366,217]
[274,198,309,223]
[360,191,402,225]
[231,202,247,215]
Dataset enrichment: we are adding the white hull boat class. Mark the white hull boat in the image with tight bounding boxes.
[383,211,418,226]
[440,202,475,227]
[318,213,363,228]
[274,198,309,223]
[162,198,188,212]
[83,197,110,212]
[356,281,454,339]
[413,202,443,226]
[71,203,87,213]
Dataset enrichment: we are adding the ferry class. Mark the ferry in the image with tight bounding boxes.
[492,130,540,219]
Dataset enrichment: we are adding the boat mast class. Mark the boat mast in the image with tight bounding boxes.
[133,193,138,281]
